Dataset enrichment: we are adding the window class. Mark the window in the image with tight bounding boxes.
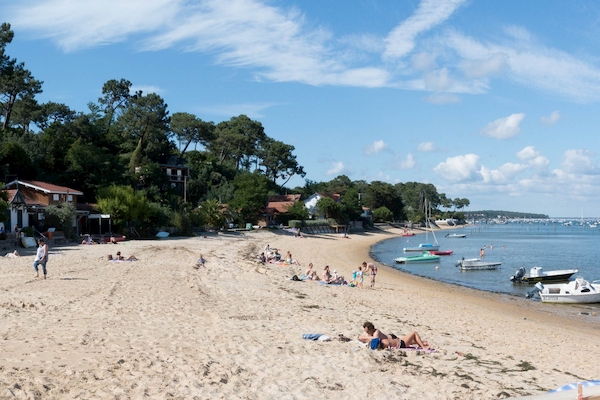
[67,195,73,201]
[53,194,59,201]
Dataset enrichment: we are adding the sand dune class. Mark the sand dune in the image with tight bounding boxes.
[0,229,598,399]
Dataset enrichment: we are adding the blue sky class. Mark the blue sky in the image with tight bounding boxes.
[2,0,600,218]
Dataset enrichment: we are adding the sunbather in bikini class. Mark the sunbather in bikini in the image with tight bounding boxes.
[371,331,429,350]
[358,321,396,343]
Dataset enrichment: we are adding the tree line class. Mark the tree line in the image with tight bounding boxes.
[0,22,469,235]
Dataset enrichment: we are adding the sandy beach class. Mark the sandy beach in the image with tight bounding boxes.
[1,228,599,399]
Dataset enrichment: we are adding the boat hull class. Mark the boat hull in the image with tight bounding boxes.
[445,234,466,238]
[403,244,440,252]
[456,259,501,270]
[536,278,600,304]
[430,250,453,256]
[394,254,441,264]
[521,272,577,283]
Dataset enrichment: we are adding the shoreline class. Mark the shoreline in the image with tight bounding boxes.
[1,229,598,399]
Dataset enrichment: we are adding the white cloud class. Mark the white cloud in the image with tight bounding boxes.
[515,146,550,169]
[480,113,525,139]
[130,85,164,95]
[425,93,460,104]
[561,150,598,175]
[196,102,277,118]
[516,145,538,161]
[541,110,560,126]
[411,52,437,70]
[444,29,600,102]
[462,53,508,78]
[326,161,347,176]
[400,154,416,170]
[433,154,482,182]
[417,142,436,152]
[383,0,467,59]
[364,140,388,155]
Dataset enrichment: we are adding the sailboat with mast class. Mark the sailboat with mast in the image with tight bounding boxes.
[403,199,439,252]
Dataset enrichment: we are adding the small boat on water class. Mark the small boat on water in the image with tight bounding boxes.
[445,233,466,238]
[403,243,440,252]
[429,250,453,256]
[401,232,415,237]
[526,277,600,304]
[510,266,578,284]
[455,258,501,270]
[394,252,441,264]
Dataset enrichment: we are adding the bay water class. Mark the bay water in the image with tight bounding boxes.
[371,222,600,310]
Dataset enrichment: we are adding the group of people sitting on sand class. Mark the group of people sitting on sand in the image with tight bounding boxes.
[301,264,345,284]
[82,235,119,245]
[259,244,301,266]
[106,251,137,261]
[300,261,377,287]
[358,321,430,350]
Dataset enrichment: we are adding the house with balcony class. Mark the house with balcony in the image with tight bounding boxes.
[3,180,84,235]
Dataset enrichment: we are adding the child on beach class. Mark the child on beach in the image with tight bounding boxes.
[196,254,207,268]
[356,266,364,288]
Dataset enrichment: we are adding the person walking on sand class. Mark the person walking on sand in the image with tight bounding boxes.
[367,262,377,288]
[356,265,364,288]
[33,238,49,279]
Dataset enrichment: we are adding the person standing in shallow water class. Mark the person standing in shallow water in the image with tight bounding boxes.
[33,239,49,279]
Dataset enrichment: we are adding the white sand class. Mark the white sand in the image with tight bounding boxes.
[0,229,598,399]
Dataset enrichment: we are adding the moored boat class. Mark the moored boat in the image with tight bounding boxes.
[455,258,501,270]
[394,252,441,264]
[510,266,578,284]
[445,233,466,238]
[429,250,453,256]
[403,243,440,252]
[526,277,600,303]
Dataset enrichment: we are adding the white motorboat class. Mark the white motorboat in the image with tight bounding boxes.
[527,277,600,304]
[455,258,501,270]
[445,233,466,238]
[510,266,578,284]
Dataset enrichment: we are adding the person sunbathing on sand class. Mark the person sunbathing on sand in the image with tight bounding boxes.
[304,262,314,277]
[370,331,429,350]
[358,321,396,343]
[4,250,20,258]
[109,251,137,261]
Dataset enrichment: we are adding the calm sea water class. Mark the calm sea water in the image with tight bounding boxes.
[371,223,600,308]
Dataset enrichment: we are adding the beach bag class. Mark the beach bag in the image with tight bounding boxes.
[291,275,301,281]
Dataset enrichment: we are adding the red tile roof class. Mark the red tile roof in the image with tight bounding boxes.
[7,180,83,195]
[265,194,301,213]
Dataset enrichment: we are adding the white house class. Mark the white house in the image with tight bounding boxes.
[303,193,341,219]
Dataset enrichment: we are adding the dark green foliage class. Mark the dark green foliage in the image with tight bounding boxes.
[372,206,394,223]
[44,202,76,239]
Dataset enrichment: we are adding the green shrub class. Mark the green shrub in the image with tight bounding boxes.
[21,226,35,237]
[288,220,302,228]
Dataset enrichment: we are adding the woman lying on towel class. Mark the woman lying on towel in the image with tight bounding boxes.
[370,331,429,350]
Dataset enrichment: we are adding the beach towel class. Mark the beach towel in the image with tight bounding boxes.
[302,333,331,341]
[549,380,600,393]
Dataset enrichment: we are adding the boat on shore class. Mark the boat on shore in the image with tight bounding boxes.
[510,266,578,284]
[526,277,600,303]
[455,258,501,270]
[445,233,466,238]
[394,252,441,264]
